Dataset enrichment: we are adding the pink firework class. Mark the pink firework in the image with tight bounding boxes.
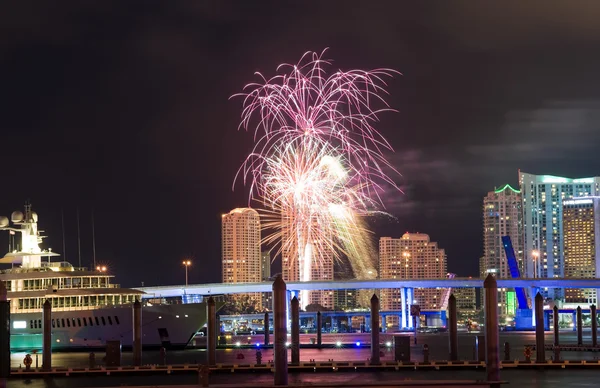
[233,50,400,292]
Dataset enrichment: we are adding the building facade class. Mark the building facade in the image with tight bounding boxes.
[452,287,478,319]
[260,251,273,310]
[379,233,447,326]
[333,289,359,311]
[520,172,600,299]
[222,208,262,310]
[563,197,600,306]
[482,184,523,316]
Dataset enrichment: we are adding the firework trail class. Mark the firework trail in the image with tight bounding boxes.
[233,49,400,302]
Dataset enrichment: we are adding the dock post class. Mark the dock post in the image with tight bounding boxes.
[591,305,597,347]
[448,294,458,361]
[576,306,583,346]
[207,296,216,366]
[133,299,142,366]
[503,342,510,361]
[535,293,545,362]
[42,299,52,371]
[553,305,559,346]
[0,281,9,378]
[264,312,270,346]
[370,294,380,364]
[483,274,499,385]
[316,311,322,346]
[291,296,299,364]
[273,275,288,386]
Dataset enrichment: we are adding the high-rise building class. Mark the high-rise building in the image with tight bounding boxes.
[333,289,359,310]
[479,257,486,279]
[520,172,600,298]
[281,214,334,309]
[379,233,447,326]
[222,208,262,310]
[452,288,478,319]
[482,184,523,316]
[260,251,273,310]
[563,197,600,306]
[260,251,271,281]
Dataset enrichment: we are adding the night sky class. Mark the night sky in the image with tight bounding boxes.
[3,1,600,287]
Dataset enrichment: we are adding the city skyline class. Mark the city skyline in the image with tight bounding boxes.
[3,2,600,287]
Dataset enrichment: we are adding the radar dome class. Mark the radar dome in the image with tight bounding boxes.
[31,212,38,222]
[0,216,8,228]
[11,211,23,223]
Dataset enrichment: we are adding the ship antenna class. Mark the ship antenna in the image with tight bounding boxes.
[61,208,67,262]
[77,207,81,268]
[92,209,96,269]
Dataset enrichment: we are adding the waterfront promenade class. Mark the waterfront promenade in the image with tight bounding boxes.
[2,369,599,388]
[5,331,600,387]
[11,332,599,368]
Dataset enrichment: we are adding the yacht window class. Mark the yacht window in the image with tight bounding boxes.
[88,317,92,326]
[56,319,60,328]
[61,319,66,327]
[95,317,100,326]
[66,318,71,327]
[114,316,120,325]
[101,317,106,326]
[107,316,113,325]
[39,320,42,328]
[52,319,55,328]
[31,320,35,329]
[78,318,82,327]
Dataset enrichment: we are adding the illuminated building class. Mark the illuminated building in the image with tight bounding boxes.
[563,197,600,306]
[482,184,522,316]
[379,233,447,325]
[260,251,273,310]
[520,172,600,299]
[260,251,271,281]
[221,208,262,309]
[333,289,359,310]
[452,287,478,319]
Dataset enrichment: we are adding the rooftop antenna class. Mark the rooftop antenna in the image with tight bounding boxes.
[61,208,67,262]
[77,207,81,268]
[91,209,96,268]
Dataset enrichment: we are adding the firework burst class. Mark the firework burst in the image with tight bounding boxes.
[233,49,400,296]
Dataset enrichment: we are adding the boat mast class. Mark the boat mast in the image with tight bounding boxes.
[92,209,96,269]
[77,207,81,268]
[61,208,67,262]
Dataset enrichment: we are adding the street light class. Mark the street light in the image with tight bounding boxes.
[96,266,107,273]
[182,260,191,287]
[532,250,540,278]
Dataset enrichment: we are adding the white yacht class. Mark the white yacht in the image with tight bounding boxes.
[0,203,207,351]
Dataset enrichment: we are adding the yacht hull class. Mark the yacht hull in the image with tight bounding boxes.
[9,303,206,351]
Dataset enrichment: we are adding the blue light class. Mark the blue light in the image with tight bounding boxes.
[256,343,260,347]
[355,342,361,347]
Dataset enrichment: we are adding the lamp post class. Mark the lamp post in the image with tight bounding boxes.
[182,260,191,287]
[532,250,539,278]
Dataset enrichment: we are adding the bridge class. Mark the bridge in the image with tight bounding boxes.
[137,278,600,330]
[137,278,600,299]
[136,278,600,298]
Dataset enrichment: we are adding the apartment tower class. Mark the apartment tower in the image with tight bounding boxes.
[222,208,262,309]
[482,184,523,316]
[520,172,600,299]
[563,197,600,306]
[379,233,447,326]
